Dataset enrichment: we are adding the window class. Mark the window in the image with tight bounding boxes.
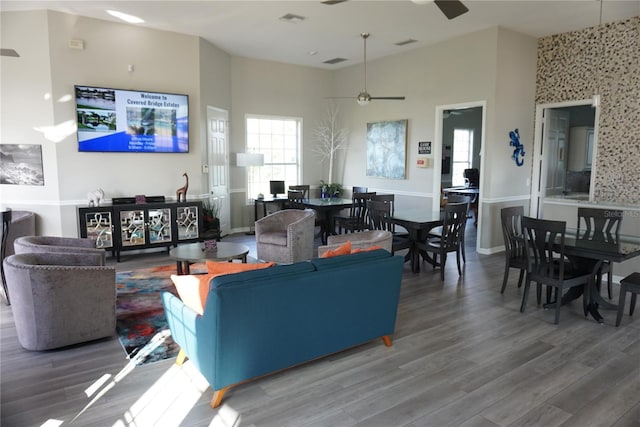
[451,129,473,187]
[246,115,301,200]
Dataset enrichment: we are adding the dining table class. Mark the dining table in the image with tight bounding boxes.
[299,198,353,244]
[390,209,444,273]
[559,229,640,322]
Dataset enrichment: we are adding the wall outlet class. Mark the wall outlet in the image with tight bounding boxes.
[202,165,209,174]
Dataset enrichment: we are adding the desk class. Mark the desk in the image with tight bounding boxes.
[391,210,443,273]
[169,242,250,275]
[563,231,640,317]
[254,197,288,221]
[300,198,353,244]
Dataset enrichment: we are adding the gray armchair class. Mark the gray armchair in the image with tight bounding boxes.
[255,209,316,264]
[3,252,116,351]
[14,235,106,265]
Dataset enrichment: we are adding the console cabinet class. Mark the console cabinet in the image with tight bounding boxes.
[78,201,203,261]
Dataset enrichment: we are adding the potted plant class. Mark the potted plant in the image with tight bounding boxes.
[202,199,220,232]
[320,180,342,198]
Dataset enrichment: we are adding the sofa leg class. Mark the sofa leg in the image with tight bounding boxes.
[381,335,392,347]
[176,348,187,366]
[210,386,232,408]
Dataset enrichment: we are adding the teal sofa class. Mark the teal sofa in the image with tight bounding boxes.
[161,249,404,408]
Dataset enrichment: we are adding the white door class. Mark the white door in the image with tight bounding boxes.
[534,108,570,217]
[207,106,230,236]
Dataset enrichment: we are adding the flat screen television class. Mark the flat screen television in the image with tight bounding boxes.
[270,180,285,198]
[75,85,189,153]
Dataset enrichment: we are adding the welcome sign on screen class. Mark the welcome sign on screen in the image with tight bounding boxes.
[75,86,189,153]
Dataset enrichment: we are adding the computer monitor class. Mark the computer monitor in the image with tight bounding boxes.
[269,180,285,198]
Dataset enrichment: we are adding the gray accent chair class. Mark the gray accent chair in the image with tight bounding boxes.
[14,235,106,265]
[255,209,316,264]
[3,252,116,351]
[318,230,393,257]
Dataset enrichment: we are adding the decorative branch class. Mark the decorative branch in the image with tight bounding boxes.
[312,103,349,183]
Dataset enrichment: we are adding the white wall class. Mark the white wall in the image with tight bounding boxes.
[1,10,228,236]
[1,11,539,251]
[228,56,332,229]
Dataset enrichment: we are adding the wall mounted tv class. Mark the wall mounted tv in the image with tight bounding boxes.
[75,85,189,153]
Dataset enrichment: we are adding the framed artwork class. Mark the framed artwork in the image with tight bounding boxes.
[0,144,44,185]
[366,119,407,179]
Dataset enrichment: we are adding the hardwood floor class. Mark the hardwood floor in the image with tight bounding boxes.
[2,224,639,427]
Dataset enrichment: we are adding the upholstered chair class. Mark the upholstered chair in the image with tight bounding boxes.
[317,230,393,257]
[3,252,116,351]
[14,235,106,265]
[255,209,316,264]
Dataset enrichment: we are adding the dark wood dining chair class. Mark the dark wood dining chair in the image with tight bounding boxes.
[286,190,305,210]
[334,192,376,234]
[371,194,405,235]
[577,207,623,299]
[616,272,640,326]
[520,216,593,324]
[414,202,468,281]
[288,185,309,200]
[500,206,527,294]
[367,200,411,255]
[352,186,368,194]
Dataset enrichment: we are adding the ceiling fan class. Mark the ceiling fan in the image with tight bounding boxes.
[411,0,469,20]
[337,33,406,106]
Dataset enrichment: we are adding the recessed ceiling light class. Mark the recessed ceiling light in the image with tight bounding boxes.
[107,10,144,24]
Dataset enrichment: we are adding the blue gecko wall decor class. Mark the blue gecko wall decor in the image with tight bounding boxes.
[509,128,525,167]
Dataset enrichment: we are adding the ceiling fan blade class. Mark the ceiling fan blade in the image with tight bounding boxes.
[370,96,406,100]
[434,0,468,20]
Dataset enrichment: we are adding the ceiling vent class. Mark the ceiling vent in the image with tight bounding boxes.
[279,13,306,24]
[321,0,348,5]
[323,57,348,65]
[395,39,418,46]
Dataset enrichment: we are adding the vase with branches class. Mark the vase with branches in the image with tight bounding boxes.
[313,103,349,195]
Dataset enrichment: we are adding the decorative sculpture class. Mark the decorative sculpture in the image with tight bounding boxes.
[176,173,189,202]
[509,128,525,167]
[87,188,104,207]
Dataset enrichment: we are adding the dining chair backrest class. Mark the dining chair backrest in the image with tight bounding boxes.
[287,190,305,209]
[522,216,567,280]
[577,207,622,242]
[288,185,309,200]
[439,202,468,249]
[350,192,376,227]
[501,206,525,259]
[372,194,395,214]
[367,200,392,232]
[352,186,368,194]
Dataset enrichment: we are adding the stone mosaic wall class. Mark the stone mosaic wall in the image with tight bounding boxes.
[536,17,639,205]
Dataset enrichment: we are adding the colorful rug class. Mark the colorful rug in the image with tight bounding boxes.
[116,263,206,365]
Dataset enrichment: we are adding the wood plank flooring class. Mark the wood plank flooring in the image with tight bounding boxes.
[2,225,639,427]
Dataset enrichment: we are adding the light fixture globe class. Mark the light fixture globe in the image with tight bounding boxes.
[356,92,371,106]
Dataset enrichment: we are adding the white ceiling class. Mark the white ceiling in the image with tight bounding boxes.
[2,0,639,69]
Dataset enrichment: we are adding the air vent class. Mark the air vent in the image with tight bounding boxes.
[323,57,348,65]
[279,13,306,23]
[321,0,348,5]
[395,39,418,46]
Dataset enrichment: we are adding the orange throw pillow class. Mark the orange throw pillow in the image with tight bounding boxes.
[320,240,352,258]
[171,261,275,315]
[351,245,383,254]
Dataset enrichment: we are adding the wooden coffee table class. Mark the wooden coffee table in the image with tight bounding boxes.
[169,241,250,275]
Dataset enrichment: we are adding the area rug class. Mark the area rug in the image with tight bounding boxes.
[116,263,206,366]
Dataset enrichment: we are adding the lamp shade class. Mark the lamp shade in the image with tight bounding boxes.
[236,153,264,167]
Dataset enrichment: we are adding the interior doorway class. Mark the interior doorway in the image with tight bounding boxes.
[433,101,486,253]
[207,106,231,237]
[530,99,597,217]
